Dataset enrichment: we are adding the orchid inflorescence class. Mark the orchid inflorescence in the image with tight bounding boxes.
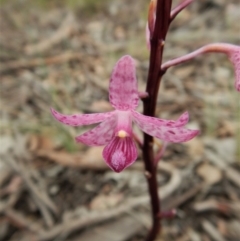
[51,1,239,240]
[51,0,239,174]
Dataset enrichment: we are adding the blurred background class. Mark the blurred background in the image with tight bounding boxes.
[0,0,239,240]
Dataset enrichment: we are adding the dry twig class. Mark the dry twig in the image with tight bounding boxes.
[5,156,58,214]
[32,161,181,241]
[0,52,82,74]
[25,13,78,55]
[202,220,225,241]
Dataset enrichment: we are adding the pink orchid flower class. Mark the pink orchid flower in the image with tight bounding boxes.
[51,55,199,172]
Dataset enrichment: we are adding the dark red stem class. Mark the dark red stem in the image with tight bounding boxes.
[143,0,172,240]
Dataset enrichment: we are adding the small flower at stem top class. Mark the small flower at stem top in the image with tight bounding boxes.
[51,55,199,173]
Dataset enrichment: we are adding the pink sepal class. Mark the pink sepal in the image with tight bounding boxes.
[103,136,138,173]
[51,108,114,126]
[133,113,199,143]
[109,55,139,111]
[75,114,116,146]
[131,111,189,128]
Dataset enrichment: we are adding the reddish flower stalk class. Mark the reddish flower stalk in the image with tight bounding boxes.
[142,0,172,240]
[143,1,239,238]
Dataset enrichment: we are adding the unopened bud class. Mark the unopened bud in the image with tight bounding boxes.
[148,0,157,37]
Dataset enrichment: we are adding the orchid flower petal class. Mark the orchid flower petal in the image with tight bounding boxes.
[229,48,240,91]
[175,112,189,126]
[75,114,116,146]
[103,136,138,173]
[51,108,114,126]
[109,55,139,111]
[131,111,189,128]
[133,113,199,143]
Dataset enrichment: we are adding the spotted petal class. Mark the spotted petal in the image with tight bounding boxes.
[131,111,189,128]
[109,55,139,111]
[103,136,138,172]
[51,108,114,126]
[75,114,116,146]
[133,113,199,143]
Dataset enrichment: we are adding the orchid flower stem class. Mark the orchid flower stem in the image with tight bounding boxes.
[154,142,168,165]
[143,0,172,240]
[161,43,235,71]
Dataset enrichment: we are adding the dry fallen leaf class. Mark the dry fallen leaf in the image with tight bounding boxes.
[89,100,113,112]
[184,137,204,159]
[89,193,123,211]
[28,134,56,152]
[37,146,106,169]
[216,120,236,137]
[197,163,222,185]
